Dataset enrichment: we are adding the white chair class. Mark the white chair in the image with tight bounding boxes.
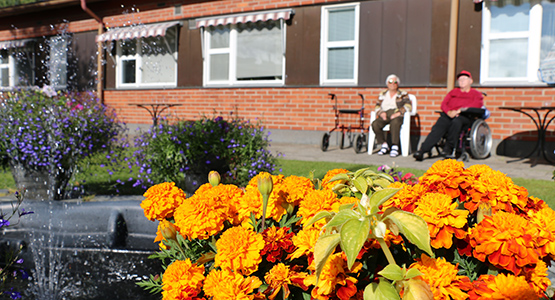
[367,94,417,157]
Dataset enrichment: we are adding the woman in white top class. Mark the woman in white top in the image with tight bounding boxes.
[371,74,412,157]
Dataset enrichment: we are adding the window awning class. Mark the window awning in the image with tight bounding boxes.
[0,38,33,50]
[96,21,181,43]
[194,8,294,29]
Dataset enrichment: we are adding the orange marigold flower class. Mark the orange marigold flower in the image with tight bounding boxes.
[468,273,539,300]
[297,189,339,225]
[382,183,428,213]
[215,226,265,275]
[162,259,205,300]
[204,268,262,300]
[261,226,295,263]
[236,174,287,224]
[411,254,471,300]
[141,182,186,221]
[264,263,308,300]
[523,260,552,298]
[528,206,555,259]
[463,165,529,214]
[173,184,242,240]
[332,196,359,212]
[321,168,349,191]
[304,253,360,300]
[526,196,548,213]
[413,193,469,249]
[468,211,540,275]
[419,159,471,200]
[282,175,314,206]
[287,225,320,262]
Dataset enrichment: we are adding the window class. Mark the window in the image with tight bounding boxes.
[115,25,178,88]
[49,36,68,89]
[204,20,285,86]
[0,42,34,89]
[481,0,555,83]
[320,3,360,86]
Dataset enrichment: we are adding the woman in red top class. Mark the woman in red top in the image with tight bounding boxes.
[413,70,484,161]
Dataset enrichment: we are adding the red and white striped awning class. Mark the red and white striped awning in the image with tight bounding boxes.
[0,39,33,49]
[195,9,294,29]
[96,21,181,42]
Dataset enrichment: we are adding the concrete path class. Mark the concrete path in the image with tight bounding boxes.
[270,142,555,181]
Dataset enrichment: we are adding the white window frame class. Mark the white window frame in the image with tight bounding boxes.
[115,27,178,89]
[320,3,360,86]
[0,46,35,90]
[48,36,68,90]
[480,2,543,84]
[203,21,286,87]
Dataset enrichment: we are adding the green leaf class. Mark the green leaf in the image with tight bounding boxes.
[378,263,404,281]
[405,267,423,280]
[369,188,401,214]
[353,177,368,194]
[338,202,356,211]
[328,173,350,183]
[363,279,401,300]
[305,210,334,228]
[314,233,341,281]
[324,209,360,230]
[340,217,371,269]
[385,210,434,257]
[353,167,370,178]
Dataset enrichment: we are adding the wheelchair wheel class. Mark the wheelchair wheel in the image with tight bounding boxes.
[321,133,330,151]
[354,133,366,153]
[469,119,492,159]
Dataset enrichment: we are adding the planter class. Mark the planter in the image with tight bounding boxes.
[10,163,70,200]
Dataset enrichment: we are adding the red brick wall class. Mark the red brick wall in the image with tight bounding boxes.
[104,86,555,142]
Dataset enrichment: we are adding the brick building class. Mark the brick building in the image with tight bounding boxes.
[0,0,554,157]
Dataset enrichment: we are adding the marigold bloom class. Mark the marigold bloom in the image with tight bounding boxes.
[264,263,308,300]
[282,175,314,206]
[463,164,529,214]
[236,174,287,224]
[528,206,555,259]
[288,225,321,262]
[382,182,428,213]
[162,259,205,300]
[215,226,265,275]
[321,168,349,191]
[297,189,340,225]
[419,159,470,200]
[468,273,538,300]
[261,226,295,263]
[523,260,552,298]
[413,193,469,249]
[141,182,186,221]
[174,184,242,240]
[154,219,178,249]
[204,268,262,300]
[411,254,471,300]
[468,211,540,275]
[304,253,360,300]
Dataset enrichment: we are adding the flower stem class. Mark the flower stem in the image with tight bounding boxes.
[378,238,397,266]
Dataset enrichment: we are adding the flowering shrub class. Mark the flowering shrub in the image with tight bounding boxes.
[378,164,419,185]
[0,190,33,299]
[0,87,125,200]
[128,115,277,192]
[139,160,555,300]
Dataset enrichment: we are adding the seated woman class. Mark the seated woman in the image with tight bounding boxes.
[371,74,412,157]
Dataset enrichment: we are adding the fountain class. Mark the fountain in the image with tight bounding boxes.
[0,12,170,299]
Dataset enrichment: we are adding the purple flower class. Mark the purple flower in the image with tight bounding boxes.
[0,219,10,228]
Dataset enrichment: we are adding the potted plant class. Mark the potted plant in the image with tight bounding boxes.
[0,87,125,200]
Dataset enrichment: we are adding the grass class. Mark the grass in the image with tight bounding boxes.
[1,159,554,209]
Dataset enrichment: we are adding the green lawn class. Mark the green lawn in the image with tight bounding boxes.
[1,159,554,209]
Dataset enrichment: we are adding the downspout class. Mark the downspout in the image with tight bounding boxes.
[80,0,104,102]
[447,0,460,91]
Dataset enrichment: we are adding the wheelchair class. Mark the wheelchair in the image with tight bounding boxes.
[435,107,492,162]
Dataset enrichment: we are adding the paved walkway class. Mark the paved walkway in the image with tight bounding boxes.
[270,142,555,181]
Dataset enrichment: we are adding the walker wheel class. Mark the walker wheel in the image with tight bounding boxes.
[321,133,330,151]
[340,132,345,149]
[354,134,366,153]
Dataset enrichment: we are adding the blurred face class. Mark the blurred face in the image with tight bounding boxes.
[457,75,472,89]
[387,78,398,90]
